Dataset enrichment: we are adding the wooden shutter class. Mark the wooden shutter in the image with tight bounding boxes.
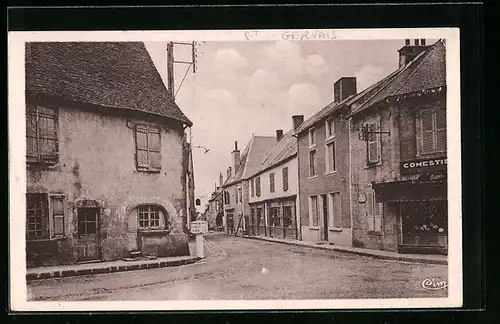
[135,125,149,169]
[270,173,275,193]
[26,106,38,159]
[435,108,447,151]
[421,110,434,153]
[38,107,58,160]
[282,167,288,191]
[374,202,383,232]
[250,179,255,197]
[148,127,161,170]
[367,190,375,231]
[333,193,342,228]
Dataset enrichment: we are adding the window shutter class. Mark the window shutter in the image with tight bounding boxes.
[435,108,447,151]
[421,110,434,153]
[135,125,149,168]
[367,191,375,231]
[282,167,288,191]
[148,128,161,170]
[374,202,383,232]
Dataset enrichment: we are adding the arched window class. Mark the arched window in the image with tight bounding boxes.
[195,198,201,206]
[137,205,166,229]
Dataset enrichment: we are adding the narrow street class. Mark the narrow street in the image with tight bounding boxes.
[28,233,447,301]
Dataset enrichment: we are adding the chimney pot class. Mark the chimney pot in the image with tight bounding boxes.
[292,115,305,131]
[234,141,238,151]
[398,39,429,67]
[420,39,426,46]
[334,77,357,102]
[405,39,411,45]
[414,39,420,46]
[276,129,284,141]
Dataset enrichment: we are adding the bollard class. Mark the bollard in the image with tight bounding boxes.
[196,233,204,258]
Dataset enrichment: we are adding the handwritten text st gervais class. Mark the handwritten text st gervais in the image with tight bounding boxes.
[244,30,337,41]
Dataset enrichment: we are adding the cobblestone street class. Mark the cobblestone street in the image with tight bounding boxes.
[28,233,448,301]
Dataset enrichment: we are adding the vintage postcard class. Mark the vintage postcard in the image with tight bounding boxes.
[8,28,462,311]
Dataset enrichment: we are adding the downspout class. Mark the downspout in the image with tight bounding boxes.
[292,133,302,241]
[348,117,354,246]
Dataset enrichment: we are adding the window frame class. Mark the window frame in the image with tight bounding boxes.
[26,104,59,164]
[309,149,317,178]
[366,118,381,165]
[325,117,335,140]
[250,179,255,197]
[367,189,383,233]
[325,140,337,174]
[135,124,162,173]
[237,187,243,204]
[255,176,261,197]
[269,172,275,193]
[138,205,163,230]
[282,167,289,191]
[329,192,342,229]
[309,195,319,227]
[417,107,447,155]
[308,127,316,148]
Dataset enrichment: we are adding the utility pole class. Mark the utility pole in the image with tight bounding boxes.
[166,41,198,99]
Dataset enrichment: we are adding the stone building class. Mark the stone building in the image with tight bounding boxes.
[25,42,193,267]
[347,39,447,255]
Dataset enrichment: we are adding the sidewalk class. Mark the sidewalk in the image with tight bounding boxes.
[243,235,447,265]
[26,242,202,281]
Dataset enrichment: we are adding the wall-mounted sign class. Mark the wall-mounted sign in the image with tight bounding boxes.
[400,157,447,176]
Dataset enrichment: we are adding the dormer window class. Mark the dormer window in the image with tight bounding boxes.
[308,128,316,147]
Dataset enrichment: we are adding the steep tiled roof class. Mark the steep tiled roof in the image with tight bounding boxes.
[295,68,404,135]
[224,135,275,186]
[254,129,297,176]
[350,39,446,116]
[26,42,193,126]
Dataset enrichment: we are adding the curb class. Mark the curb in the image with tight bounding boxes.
[26,256,201,281]
[243,235,447,265]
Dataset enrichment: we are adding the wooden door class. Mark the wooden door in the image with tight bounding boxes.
[76,207,101,261]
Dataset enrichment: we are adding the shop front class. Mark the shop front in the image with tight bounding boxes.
[372,177,448,255]
[249,197,298,239]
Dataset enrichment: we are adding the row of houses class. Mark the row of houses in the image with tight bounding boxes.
[207,39,448,255]
[24,42,197,267]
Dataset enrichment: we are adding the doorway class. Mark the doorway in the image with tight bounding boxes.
[76,207,101,261]
[322,194,328,241]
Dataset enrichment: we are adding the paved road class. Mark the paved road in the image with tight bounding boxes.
[28,233,448,300]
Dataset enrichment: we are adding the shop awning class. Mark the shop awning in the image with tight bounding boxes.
[372,180,447,202]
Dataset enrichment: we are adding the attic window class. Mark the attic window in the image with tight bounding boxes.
[135,124,161,172]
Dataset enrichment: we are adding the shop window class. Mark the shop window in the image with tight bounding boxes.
[418,108,446,154]
[269,206,281,227]
[283,205,293,228]
[138,205,162,229]
[135,124,161,172]
[26,104,58,164]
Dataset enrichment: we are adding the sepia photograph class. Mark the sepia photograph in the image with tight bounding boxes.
[8,28,462,311]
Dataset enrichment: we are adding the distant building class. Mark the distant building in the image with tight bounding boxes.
[222,137,275,234]
[25,42,193,267]
[247,124,301,240]
[207,173,225,230]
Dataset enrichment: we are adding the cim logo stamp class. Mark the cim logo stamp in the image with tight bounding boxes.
[421,278,448,291]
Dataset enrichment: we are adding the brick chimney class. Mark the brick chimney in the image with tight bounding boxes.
[334,77,357,102]
[227,166,232,179]
[219,172,223,187]
[398,39,429,67]
[292,115,304,131]
[232,141,240,171]
[276,129,284,141]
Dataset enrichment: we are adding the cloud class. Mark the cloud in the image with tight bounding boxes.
[260,41,304,77]
[214,48,248,70]
[304,54,328,77]
[288,83,323,118]
[354,65,386,91]
[246,68,284,102]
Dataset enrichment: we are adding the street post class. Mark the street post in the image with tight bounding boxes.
[190,220,208,258]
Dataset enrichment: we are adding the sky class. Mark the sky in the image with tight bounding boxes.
[144,39,426,206]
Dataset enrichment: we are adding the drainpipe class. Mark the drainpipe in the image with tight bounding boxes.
[292,134,302,241]
[348,117,354,246]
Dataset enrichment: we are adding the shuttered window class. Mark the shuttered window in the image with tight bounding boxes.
[367,189,383,232]
[250,179,255,197]
[418,108,447,154]
[269,173,275,193]
[282,167,289,191]
[26,193,49,240]
[135,124,161,172]
[310,196,319,226]
[26,104,58,163]
[255,177,261,197]
[367,122,380,164]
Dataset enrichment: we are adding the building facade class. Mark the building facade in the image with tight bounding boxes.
[348,39,447,255]
[221,137,275,234]
[25,42,193,267]
[247,128,300,239]
[295,78,357,246]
